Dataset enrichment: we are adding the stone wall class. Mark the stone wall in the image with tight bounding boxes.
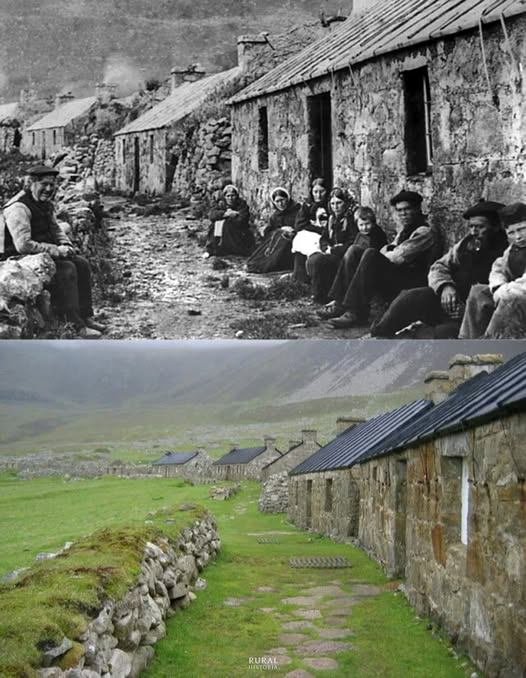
[93,139,116,191]
[232,15,526,245]
[258,472,288,513]
[287,469,360,541]
[36,514,220,677]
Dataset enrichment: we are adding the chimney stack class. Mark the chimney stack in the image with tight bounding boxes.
[336,416,365,437]
[170,63,206,92]
[448,354,503,389]
[237,33,274,76]
[264,436,277,453]
[95,82,117,105]
[54,91,74,109]
[424,371,451,404]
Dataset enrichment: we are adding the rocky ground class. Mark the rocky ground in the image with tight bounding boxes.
[96,197,369,340]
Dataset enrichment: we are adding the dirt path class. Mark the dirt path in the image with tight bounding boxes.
[98,199,368,340]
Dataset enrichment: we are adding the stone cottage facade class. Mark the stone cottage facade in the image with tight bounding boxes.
[288,352,526,678]
[0,102,22,152]
[23,84,117,160]
[260,429,320,481]
[229,0,526,243]
[213,437,282,481]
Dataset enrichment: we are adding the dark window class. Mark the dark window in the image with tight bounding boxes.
[122,138,126,163]
[32,132,35,146]
[53,129,57,145]
[258,106,269,170]
[307,92,332,188]
[403,67,433,174]
[150,135,154,164]
[325,478,333,512]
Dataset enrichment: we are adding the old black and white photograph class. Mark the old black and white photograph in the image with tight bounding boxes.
[0,1,525,678]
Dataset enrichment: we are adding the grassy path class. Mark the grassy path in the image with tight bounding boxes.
[0,475,474,677]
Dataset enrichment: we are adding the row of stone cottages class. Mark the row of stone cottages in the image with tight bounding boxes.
[259,351,524,678]
[227,0,525,241]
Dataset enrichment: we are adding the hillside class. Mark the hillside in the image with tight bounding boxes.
[0,0,342,99]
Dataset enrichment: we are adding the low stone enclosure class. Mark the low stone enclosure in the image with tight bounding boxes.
[0,506,220,677]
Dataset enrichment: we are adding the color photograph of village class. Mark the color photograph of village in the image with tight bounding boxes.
[0,0,524,339]
[0,339,525,677]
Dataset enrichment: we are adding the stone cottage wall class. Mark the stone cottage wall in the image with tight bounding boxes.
[37,515,220,677]
[261,439,320,481]
[93,139,116,190]
[287,470,361,540]
[232,15,526,244]
[401,413,526,678]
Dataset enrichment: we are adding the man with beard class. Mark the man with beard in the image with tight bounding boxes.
[329,190,443,329]
[459,202,526,339]
[2,164,104,338]
[370,199,508,338]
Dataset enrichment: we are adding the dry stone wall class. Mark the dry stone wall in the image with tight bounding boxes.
[37,515,220,678]
[258,472,288,513]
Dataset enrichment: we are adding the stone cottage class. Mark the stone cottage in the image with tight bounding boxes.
[152,451,198,477]
[213,437,282,481]
[229,0,526,242]
[289,352,526,678]
[23,84,117,160]
[260,429,320,481]
[0,102,22,152]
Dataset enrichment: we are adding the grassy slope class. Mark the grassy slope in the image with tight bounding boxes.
[0,388,422,457]
[0,475,475,677]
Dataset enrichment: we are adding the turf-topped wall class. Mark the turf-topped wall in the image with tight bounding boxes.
[0,506,220,677]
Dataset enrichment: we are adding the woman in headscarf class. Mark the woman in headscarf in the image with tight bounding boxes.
[306,187,358,303]
[292,177,329,282]
[206,184,254,256]
[246,187,299,273]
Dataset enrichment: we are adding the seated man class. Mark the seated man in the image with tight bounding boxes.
[459,202,526,339]
[2,164,104,338]
[371,200,508,338]
[329,190,443,329]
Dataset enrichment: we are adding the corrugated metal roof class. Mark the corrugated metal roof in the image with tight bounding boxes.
[0,102,19,123]
[152,451,197,466]
[26,97,97,131]
[115,67,241,135]
[364,351,526,460]
[290,399,432,476]
[230,0,525,104]
[213,446,266,466]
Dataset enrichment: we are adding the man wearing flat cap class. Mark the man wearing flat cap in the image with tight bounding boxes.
[2,164,104,338]
[460,201,526,338]
[371,199,508,337]
[329,190,443,329]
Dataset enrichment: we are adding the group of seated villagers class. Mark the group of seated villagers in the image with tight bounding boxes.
[205,179,526,339]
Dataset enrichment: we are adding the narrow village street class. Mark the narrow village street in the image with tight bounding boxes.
[98,198,368,340]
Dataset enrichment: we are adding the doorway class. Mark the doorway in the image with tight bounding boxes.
[307,93,332,188]
[306,479,312,528]
[394,460,408,576]
[133,137,140,193]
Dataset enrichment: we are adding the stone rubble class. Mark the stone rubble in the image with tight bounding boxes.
[37,515,220,678]
[209,484,240,501]
[258,472,289,513]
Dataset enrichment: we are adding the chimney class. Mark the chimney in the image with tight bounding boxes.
[264,436,277,453]
[170,63,206,92]
[336,417,365,437]
[95,82,117,105]
[54,91,74,109]
[237,33,274,75]
[424,371,452,404]
[448,354,503,389]
[301,429,318,446]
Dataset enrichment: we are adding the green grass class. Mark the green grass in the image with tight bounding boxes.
[0,475,476,678]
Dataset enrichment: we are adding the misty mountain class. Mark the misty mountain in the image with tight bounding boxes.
[0,0,338,100]
[0,340,522,411]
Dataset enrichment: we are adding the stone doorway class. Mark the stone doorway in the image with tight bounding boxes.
[133,137,140,193]
[307,92,333,189]
[306,479,312,528]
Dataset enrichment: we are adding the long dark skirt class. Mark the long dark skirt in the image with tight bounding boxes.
[207,221,255,256]
[307,251,343,304]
